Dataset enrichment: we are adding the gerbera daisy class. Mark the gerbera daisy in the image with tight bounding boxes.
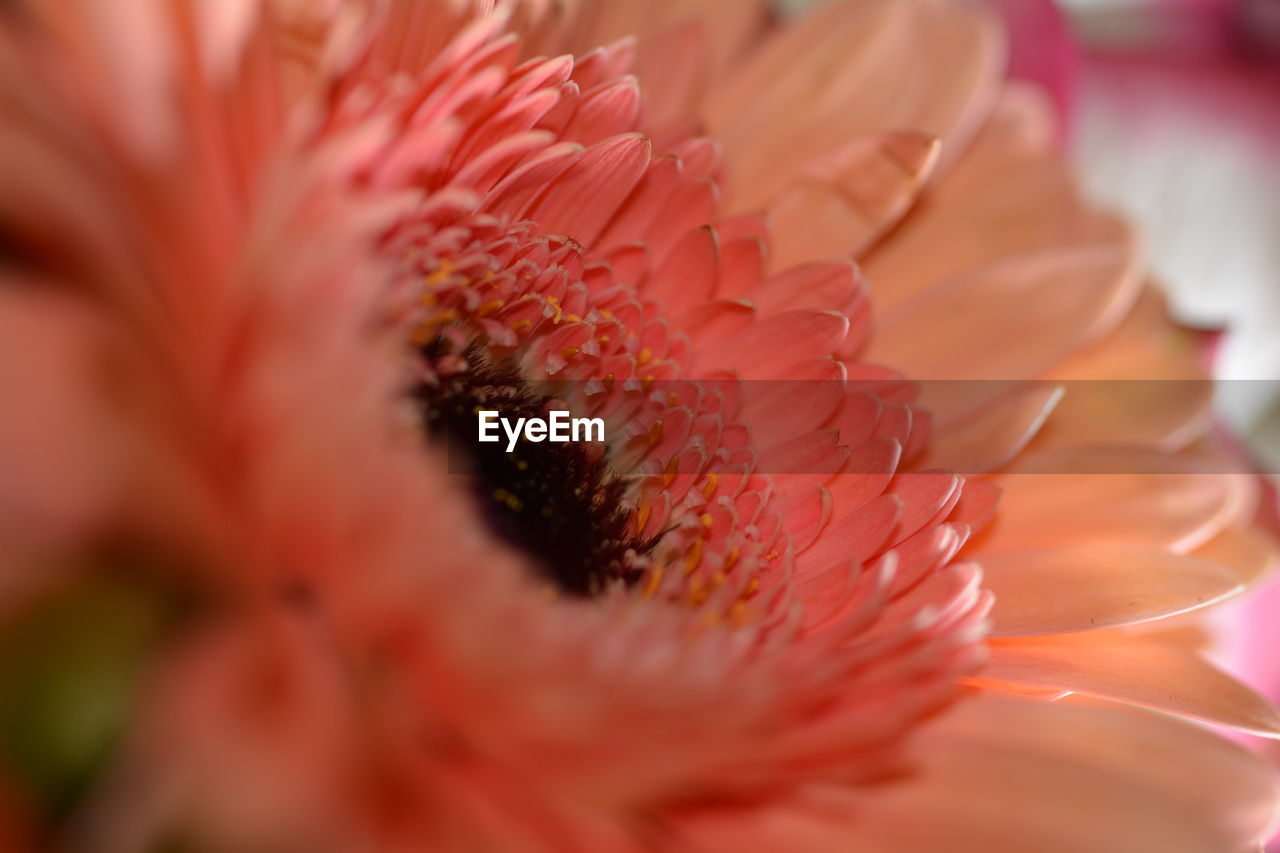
[0,1,1275,851]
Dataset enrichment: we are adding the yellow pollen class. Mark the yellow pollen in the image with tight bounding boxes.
[635,499,653,536]
[565,313,582,323]
[684,538,705,576]
[644,565,665,598]
[702,474,719,499]
[637,347,653,365]
[649,420,664,445]
[476,299,504,317]
[425,259,454,285]
[492,488,523,512]
[687,576,708,606]
[511,318,532,332]
[663,455,679,487]
[700,513,713,530]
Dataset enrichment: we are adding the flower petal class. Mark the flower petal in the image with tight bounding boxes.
[982,450,1248,553]
[983,547,1242,637]
[681,696,1280,853]
[526,133,652,246]
[1194,526,1280,588]
[870,241,1141,384]
[922,383,1062,473]
[708,0,1001,210]
[985,637,1280,737]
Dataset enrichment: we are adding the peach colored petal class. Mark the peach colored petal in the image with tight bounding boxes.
[808,133,941,258]
[888,695,1280,850]
[1194,526,1280,589]
[629,19,708,139]
[765,181,875,273]
[882,695,1280,851]
[921,383,1062,472]
[869,241,1141,384]
[1033,287,1213,452]
[982,547,1242,637]
[764,133,941,269]
[982,449,1248,553]
[986,637,1280,737]
[706,0,1001,211]
[861,86,1118,313]
[960,678,1071,700]
[575,0,767,84]
[681,696,1280,853]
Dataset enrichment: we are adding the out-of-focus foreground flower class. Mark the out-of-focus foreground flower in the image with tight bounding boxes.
[0,1,1278,851]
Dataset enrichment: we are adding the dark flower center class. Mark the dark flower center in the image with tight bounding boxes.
[411,340,656,596]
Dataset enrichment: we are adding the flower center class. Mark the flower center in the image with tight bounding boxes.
[412,340,657,596]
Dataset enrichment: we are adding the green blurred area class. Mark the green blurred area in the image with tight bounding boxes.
[0,578,170,815]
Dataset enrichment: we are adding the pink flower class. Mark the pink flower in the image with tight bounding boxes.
[0,2,1276,851]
